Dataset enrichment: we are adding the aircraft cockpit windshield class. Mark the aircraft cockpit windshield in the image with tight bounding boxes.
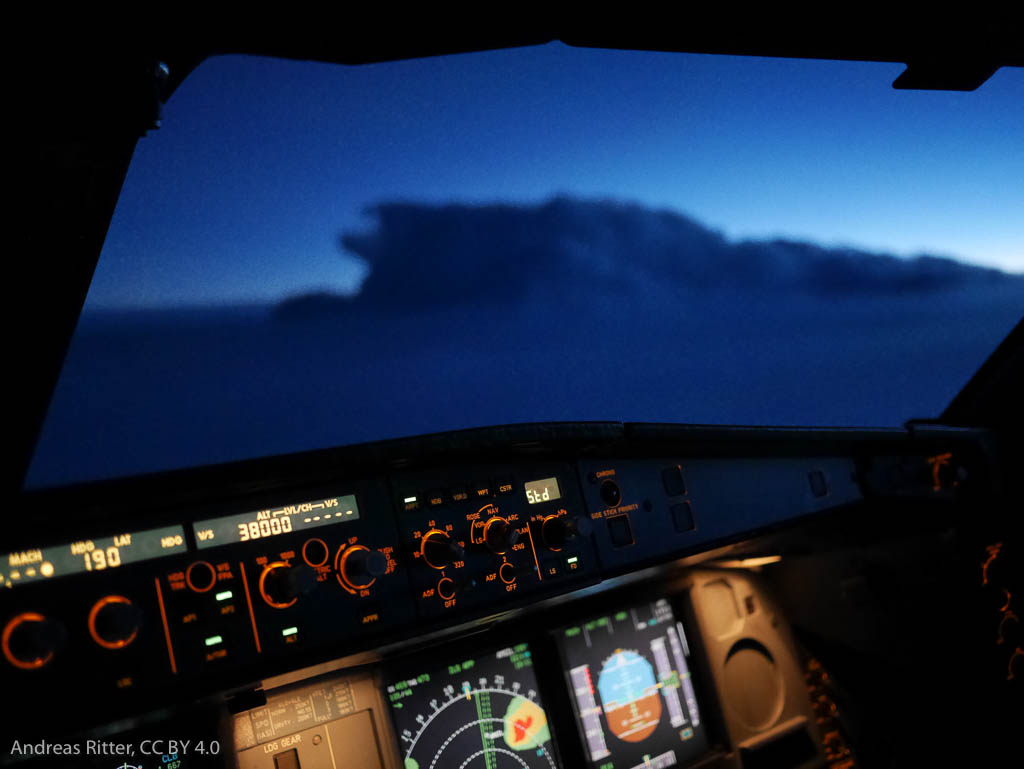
[25,45,1024,489]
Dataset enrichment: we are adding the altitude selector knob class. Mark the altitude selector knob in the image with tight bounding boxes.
[542,514,593,550]
[259,562,318,609]
[484,517,520,554]
[338,545,388,589]
[420,530,464,569]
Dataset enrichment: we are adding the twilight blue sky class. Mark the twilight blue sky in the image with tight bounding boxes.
[86,44,1023,309]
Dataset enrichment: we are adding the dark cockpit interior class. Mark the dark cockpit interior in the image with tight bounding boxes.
[6,22,1023,769]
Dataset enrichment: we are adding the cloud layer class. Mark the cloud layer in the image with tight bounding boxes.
[277,197,1019,317]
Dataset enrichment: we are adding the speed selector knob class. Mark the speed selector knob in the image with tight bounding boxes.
[542,514,593,550]
[484,517,520,554]
[2,613,67,670]
[259,562,318,609]
[89,595,143,649]
[338,545,388,590]
[420,530,464,570]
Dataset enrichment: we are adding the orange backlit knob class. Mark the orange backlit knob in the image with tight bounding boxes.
[88,595,142,650]
[2,612,66,670]
[337,545,387,591]
[259,561,299,609]
[186,561,217,593]
[420,530,464,570]
[437,577,457,601]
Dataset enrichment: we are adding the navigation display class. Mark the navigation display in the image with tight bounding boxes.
[559,598,710,769]
[192,494,359,549]
[384,642,561,769]
[1,525,187,588]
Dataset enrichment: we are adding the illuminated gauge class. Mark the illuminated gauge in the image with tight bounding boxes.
[385,642,559,769]
[88,595,141,649]
[2,612,66,670]
[336,544,387,591]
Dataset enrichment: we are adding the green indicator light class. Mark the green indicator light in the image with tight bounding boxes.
[566,556,579,564]
[215,590,233,601]
[204,635,223,647]
[282,626,298,637]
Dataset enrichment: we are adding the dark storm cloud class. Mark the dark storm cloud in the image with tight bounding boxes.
[277,197,1019,317]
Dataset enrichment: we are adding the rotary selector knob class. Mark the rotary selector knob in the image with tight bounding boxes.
[89,595,142,649]
[483,517,520,554]
[420,530,464,570]
[542,514,593,550]
[2,613,67,670]
[259,562,318,609]
[338,545,388,590]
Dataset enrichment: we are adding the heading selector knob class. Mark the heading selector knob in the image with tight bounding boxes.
[484,517,520,554]
[2,612,66,670]
[89,595,142,649]
[420,530,464,570]
[541,514,593,550]
[338,545,388,590]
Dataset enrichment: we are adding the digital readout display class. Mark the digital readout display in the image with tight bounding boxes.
[1,525,187,588]
[192,494,359,549]
[525,477,562,505]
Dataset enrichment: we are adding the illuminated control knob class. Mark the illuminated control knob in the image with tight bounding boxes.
[437,577,457,601]
[338,545,388,590]
[89,595,142,649]
[186,561,217,593]
[484,517,520,554]
[2,613,67,670]
[541,514,593,550]
[259,562,317,609]
[420,530,464,570]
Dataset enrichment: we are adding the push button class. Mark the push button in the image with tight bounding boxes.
[671,501,695,532]
[202,633,230,664]
[662,465,687,496]
[600,480,621,507]
[450,486,471,503]
[607,514,634,547]
[495,477,515,496]
[473,482,492,499]
[808,470,829,497]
